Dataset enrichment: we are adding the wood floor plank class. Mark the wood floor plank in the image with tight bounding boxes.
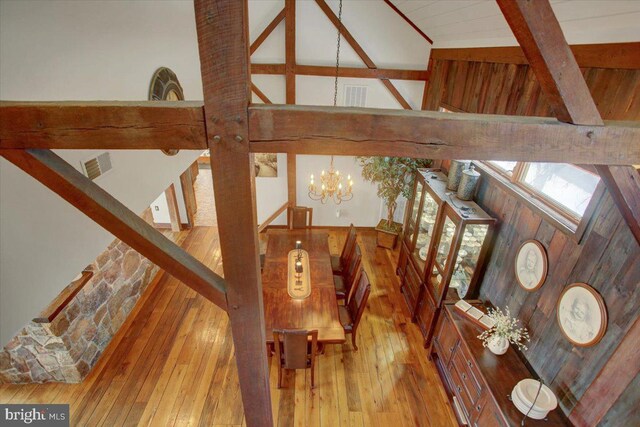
[0,228,456,427]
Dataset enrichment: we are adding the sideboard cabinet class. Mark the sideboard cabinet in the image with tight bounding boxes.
[431,304,570,427]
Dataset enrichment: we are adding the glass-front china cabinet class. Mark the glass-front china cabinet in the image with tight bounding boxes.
[397,169,495,346]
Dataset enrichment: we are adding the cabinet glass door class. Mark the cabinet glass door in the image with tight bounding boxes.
[450,224,489,298]
[404,181,424,247]
[411,191,438,273]
[430,215,457,298]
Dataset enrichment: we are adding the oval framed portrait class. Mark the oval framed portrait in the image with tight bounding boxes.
[515,240,548,292]
[556,283,607,347]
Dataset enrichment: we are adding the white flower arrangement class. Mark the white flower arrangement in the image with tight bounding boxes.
[478,306,530,351]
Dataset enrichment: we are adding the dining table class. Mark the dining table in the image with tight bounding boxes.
[261,229,346,345]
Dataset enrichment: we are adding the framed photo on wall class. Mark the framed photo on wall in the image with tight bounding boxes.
[515,240,548,291]
[557,283,607,347]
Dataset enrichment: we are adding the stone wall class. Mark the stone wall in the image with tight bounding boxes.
[0,239,161,383]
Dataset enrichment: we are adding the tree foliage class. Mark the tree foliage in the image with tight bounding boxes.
[358,156,432,226]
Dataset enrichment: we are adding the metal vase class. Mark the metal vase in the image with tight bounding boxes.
[457,165,481,201]
[447,160,470,191]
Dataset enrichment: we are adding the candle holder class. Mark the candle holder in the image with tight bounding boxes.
[295,240,303,261]
[295,261,303,283]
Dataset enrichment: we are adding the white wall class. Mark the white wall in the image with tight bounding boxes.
[0,0,206,344]
[251,0,430,227]
[0,0,431,344]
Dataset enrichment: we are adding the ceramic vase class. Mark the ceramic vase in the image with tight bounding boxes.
[488,335,509,355]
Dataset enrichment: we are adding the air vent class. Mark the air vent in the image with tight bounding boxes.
[81,152,112,180]
[344,85,367,107]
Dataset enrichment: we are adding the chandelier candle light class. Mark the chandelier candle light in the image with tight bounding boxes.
[308,157,353,204]
[308,0,353,205]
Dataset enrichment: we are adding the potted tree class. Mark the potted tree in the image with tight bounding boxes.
[358,156,431,249]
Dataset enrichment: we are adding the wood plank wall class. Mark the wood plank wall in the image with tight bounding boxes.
[424,45,640,426]
[423,55,640,121]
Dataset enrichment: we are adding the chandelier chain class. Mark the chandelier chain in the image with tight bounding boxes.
[333,0,343,108]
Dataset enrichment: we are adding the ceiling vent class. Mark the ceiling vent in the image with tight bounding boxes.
[344,84,368,107]
[81,152,112,180]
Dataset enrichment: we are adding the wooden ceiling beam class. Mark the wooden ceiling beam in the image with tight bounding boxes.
[314,0,413,109]
[0,101,207,150]
[383,0,433,44]
[250,7,285,55]
[247,104,640,164]
[252,63,430,80]
[1,148,227,309]
[498,0,640,247]
[497,0,603,125]
[194,1,273,425]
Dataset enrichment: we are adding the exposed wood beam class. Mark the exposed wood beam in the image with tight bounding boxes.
[248,104,640,164]
[498,0,640,245]
[257,201,289,233]
[194,1,273,426]
[314,0,413,109]
[497,0,603,125]
[287,153,296,206]
[252,63,430,80]
[250,8,285,55]
[0,101,207,150]
[421,59,433,110]
[383,0,433,44]
[251,82,272,104]
[285,0,296,104]
[165,183,183,232]
[1,148,227,309]
[595,165,640,243]
[429,42,640,69]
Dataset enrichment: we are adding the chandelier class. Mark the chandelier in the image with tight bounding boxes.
[307,0,353,205]
[308,156,353,204]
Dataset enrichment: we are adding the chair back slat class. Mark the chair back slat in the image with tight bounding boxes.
[343,245,362,300]
[288,206,313,229]
[273,329,317,370]
[348,270,371,331]
[340,224,357,264]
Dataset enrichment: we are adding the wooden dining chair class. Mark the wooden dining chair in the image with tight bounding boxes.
[288,206,313,229]
[273,329,319,388]
[333,244,362,302]
[338,270,371,351]
[331,224,357,274]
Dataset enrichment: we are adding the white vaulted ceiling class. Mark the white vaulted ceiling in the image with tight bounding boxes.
[389,0,640,48]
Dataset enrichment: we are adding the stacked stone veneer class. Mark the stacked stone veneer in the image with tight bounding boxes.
[0,239,163,383]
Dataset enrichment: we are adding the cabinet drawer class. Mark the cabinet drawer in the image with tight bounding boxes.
[452,345,483,404]
[434,311,458,365]
[448,361,473,423]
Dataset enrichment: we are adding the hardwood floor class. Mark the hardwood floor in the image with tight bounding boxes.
[0,227,456,427]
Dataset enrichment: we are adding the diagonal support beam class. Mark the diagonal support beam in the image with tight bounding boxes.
[1,149,227,309]
[251,82,273,104]
[383,0,433,44]
[498,0,640,246]
[195,1,273,426]
[314,0,413,110]
[250,7,285,55]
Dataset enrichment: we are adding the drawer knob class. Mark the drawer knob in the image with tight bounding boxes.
[462,373,467,380]
[476,405,482,411]
[467,360,472,367]
[457,386,461,392]
[450,346,455,352]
